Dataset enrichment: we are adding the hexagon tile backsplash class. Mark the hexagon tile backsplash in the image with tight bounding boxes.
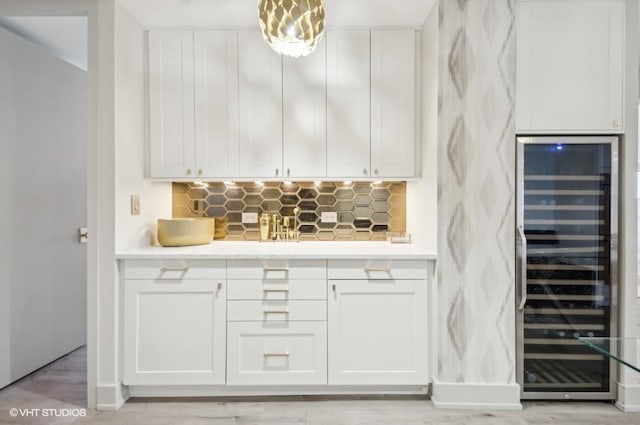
[172,182,406,241]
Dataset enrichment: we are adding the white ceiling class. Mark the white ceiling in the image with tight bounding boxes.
[0,16,87,70]
[0,1,436,72]
[119,0,438,29]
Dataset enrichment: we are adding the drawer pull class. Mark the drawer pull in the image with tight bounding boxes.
[160,266,189,273]
[364,267,391,273]
[263,309,290,314]
[263,267,289,272]
[263,351,290,357]
[263,286,290,293]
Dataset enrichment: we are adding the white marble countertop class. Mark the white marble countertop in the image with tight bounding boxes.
[115,241,437,261]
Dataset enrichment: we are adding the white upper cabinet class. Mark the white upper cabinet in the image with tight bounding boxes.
[194,31,240,178]
[327,30,371,178]
[147,29,418,179]
[148,31,196,178]
[283,42,327,178]
[238,31,283,178]
[371,30,416,178]
[516,0,625,134]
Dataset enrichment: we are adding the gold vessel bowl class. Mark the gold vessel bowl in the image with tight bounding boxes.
[157,218,215,247]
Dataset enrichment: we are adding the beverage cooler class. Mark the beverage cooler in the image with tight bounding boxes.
[516,136,617,400]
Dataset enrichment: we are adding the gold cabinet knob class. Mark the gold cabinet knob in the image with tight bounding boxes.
[374,168,379,175]
[363,168,368,175]
[186,169,192,176]
[197,169,203,176]
[287,168,291,177]
[275,168,279,177]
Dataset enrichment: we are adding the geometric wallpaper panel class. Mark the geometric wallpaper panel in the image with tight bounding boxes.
[173,181,406,241]
[438,0,516,384]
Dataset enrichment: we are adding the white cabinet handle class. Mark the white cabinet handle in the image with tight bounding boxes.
[263,308,290,314]
[364,267,390,273]
[160,266,189,273]
[263,267,289,272]
[263,352,290,357]
[263,286,290,293]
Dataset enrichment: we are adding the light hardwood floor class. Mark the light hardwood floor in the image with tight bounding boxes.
[1,346,640,425]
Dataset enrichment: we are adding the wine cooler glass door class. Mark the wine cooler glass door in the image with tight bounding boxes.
[517,137,617,400]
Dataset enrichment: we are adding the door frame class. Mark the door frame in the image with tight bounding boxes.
[0,0,108,410]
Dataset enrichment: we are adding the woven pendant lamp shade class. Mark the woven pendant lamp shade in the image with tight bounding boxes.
[258,0,325,57]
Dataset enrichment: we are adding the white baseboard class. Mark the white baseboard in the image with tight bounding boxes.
[96,384,129,411]
[128,385,428,398]
[615,383,640,412]
[431,380,522,410]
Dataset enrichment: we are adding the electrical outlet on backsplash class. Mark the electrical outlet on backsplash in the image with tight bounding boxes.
[172,181,406,241]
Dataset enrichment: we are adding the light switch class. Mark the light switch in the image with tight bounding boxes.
[131,194,140,216]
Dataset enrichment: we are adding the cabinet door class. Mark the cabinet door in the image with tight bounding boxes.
[283,42,327,178]
[327,30,371,178]
[371,30,416,178]
[516,0,624,133]
[148,31,196,178]
[123,279,226,385]
[328,279,428,385]
[194,31,239,178]
[227,321,327,385]
[238,31,283,178]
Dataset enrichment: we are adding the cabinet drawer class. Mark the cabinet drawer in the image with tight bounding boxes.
[227,259,326,280]
[227,279,326,300]
[227,300,326,321]
[124,260,226,280]
[328,260,427,280]
[227,321,327,385]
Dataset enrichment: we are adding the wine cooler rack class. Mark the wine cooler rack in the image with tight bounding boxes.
[517,138,617,399]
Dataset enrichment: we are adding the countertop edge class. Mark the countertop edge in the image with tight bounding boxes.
[114,252,438,261]
[115,242,437,261]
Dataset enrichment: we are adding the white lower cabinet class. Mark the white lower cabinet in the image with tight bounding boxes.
[227,322,327,385]
[123,261,226,385]
[327,278,428,385]
[122,258,429,391]
[226,259,328,386]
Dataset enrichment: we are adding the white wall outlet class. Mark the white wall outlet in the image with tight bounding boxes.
[242,212,259,224]
[321,212,338,223]
[131,194,140,216]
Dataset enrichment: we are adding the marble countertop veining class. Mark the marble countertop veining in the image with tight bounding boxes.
[115,241,437,260]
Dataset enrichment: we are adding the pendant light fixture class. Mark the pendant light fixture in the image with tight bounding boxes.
[258,0,325,58]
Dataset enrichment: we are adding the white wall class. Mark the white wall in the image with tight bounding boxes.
[617,0,640,408]
[0,26,86,388]
[114,1,171,251]
[90,0,171,409]
[406,5,438,252]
